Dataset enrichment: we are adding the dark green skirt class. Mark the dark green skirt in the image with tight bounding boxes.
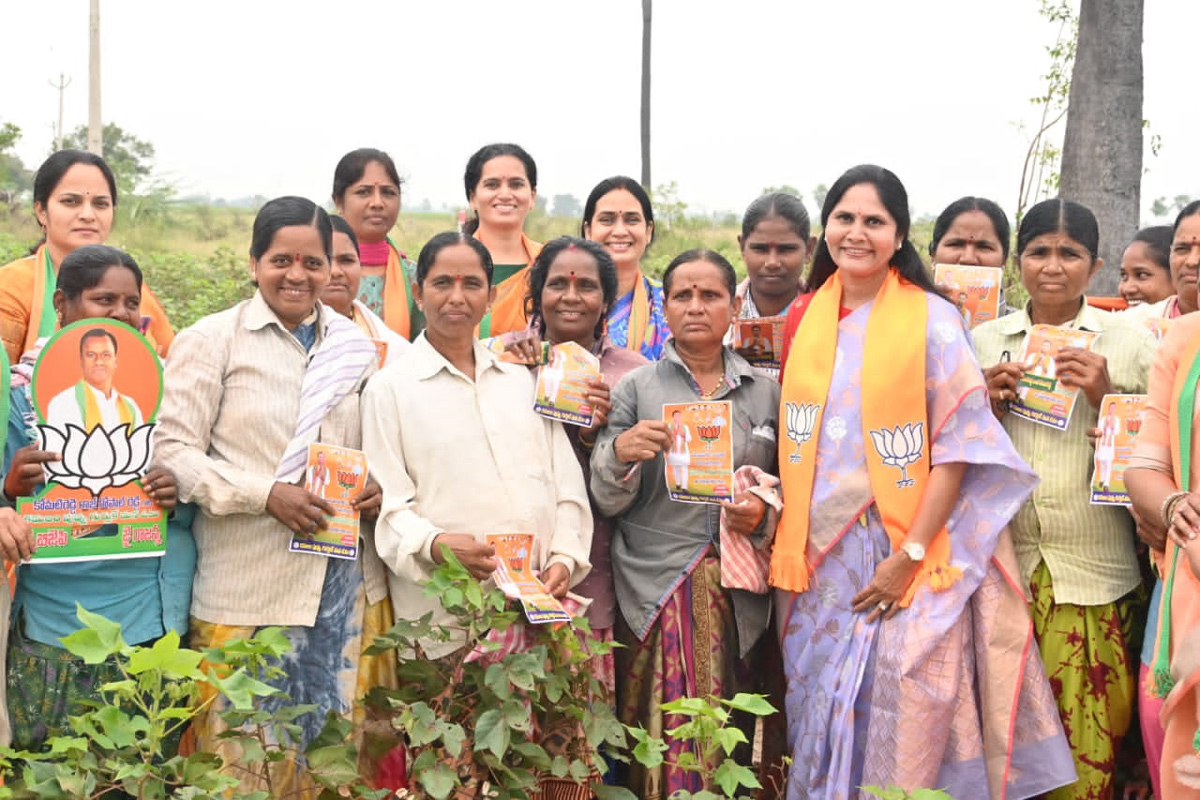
[6,625,128,752]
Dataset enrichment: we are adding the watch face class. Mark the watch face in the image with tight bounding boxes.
[902,542,926,561]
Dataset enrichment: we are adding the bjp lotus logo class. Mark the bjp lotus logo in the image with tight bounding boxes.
[38,423,154,496]
[785,402,820,464]
[869,423,924,488]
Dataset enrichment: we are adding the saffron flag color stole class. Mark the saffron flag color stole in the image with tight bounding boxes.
[772,269,960,604]
[381,239,414,340]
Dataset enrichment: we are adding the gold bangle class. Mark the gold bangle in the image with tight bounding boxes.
[1162,490,1190,529]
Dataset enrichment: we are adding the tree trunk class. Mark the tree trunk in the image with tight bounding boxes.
[1060,0,1143,296]
[640,0,651,189]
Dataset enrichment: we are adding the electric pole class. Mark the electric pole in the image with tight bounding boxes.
[87,0,102,155]
[49,74,71,152]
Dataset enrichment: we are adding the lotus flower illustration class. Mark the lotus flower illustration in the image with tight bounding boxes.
[38,423,154,496]
[869,423,924,488]
[785,402,820,463]
[696,423,723,449]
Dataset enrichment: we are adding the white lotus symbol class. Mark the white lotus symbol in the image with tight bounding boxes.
[785,402,820,463]
[38,423,154,496]
[869,423,924,488]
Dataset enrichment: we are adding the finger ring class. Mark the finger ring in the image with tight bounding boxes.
[877,601,890,612]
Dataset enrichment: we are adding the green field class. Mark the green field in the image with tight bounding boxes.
[0,204,952,331]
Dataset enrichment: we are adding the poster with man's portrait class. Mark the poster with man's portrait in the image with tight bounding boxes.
[18,319,166,563]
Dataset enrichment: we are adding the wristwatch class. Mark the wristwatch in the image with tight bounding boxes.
[899,541,926,562]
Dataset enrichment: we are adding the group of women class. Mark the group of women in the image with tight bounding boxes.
[1,143,1199,800]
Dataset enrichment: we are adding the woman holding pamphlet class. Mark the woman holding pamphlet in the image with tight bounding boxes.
[972,197,1157,799]
[727,192,814,377]
[581,176,670,360]
[590,249,781,798]
[1117,201,1200,798]
[361,231,594,796]
[928,197,1010,329]
[331,147,422,340]
[321,215,409,366]
[1,244,192,752]
[462,143,544,337]
[154,196,391,795]
[505,236,648,699]
[774,165,1072,798]
[0,150,175,363]
[928,196,1011,268]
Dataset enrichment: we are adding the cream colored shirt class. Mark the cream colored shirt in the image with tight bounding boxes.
[971,300,1156,605]
[361,335,592,659]
[154,292,387,626]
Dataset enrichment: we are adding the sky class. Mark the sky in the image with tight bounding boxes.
[3,0,1198,223]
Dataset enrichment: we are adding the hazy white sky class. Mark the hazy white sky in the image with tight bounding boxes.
[4,0,1198,223]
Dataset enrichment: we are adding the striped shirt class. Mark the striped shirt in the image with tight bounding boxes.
[154,292,387,626]
[971,300,1156,605]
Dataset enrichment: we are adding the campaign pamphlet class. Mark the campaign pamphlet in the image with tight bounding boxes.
[735,316,785,371]
[1091,394,1147,506]
[1010,324,1100,431]
[533,342,601,427]
[290,443,366,560]
[933,264,1003,328]
[485,533,571,625]
[19,318,167,562]
[370,339,389,369]
[662,400,734,503]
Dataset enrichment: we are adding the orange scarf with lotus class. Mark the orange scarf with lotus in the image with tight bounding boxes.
[771,268,960,604]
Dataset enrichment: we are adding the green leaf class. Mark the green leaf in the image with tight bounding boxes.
[60,605,127,664]
[207,667,282,709]
[593,785,639,800]
[474,708,510,759]
[660,696,711,717]
[441,722,466,758]
[501,698,531,732]
[125,630,206,679]
[483,662,512,700]
[510,741,552,769]
[713,761,760,796]
[722,692,778,717]
[712,725,748,756]
[630,729,667,769]
[418,763,458,800]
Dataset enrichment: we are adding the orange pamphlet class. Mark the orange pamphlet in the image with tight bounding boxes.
[1011,324,1100,431]
[734,316,785,371]
[662,400,734,503]
[290,443,366,559]
[933,264,1003,328]
[485,533,571,624]
[533,342,600,427]
[1091,394,1147,506]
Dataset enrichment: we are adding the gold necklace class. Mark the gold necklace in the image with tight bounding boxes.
[699,375,726,400]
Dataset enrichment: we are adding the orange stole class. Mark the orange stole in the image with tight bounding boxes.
[771,269,960,604]
[472,231,543,337]
[380,240,412,340]
[624,273,652,353]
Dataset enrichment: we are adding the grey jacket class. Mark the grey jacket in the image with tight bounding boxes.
[590,341,780,657]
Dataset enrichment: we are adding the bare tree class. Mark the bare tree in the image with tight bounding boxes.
[640,0,651,188]
[1059,0,1144,296]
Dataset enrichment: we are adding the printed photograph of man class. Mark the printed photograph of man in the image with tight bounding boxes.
[45,328,144,432]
